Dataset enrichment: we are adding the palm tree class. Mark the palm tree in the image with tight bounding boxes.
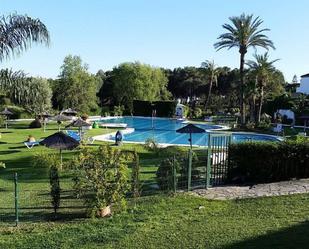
[201,60,220,109]
[247,53,279,123]
[0,13,50,62]
[214,13,275,125]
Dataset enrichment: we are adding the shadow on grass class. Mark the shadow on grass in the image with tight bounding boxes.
[0,209,87,224]
[0,150,21,155]
[223,221,309,249]
[8,145,25,149]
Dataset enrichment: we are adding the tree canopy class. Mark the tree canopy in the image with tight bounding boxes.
[54,55,99,113]
[100,62,170,112]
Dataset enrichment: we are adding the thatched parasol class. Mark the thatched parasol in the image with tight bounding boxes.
[61,108,77,116]
[176,123,205,148]
[52,114,72,131]
[176,123,205,191]
[40,132,79,165]
[66,118,91,138]
[39,112,53,132]
[0,108,13,129]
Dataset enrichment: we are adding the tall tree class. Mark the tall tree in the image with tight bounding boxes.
[24,77,52,115]
[247,53,280,122]
[0,13,49,62]
[0,69,27,104]
[214,13,275,124]
[56,55,99,113]
[0,71,52,115]
[166,67,206,99]
[111,62,170,112]
[201,60,220,109]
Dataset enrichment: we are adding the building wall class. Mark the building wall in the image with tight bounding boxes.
[299,77,309,94]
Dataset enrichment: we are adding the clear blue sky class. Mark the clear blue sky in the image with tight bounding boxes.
[1,0,309,81]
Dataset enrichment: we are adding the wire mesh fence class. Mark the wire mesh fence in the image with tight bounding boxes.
[0,173,86,226]
[1,133,232,226]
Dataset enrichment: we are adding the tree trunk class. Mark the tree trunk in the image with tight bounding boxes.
[239,52,246,125]
[257,86,264,123]
[205,79,213,109]
[249,96,256,122]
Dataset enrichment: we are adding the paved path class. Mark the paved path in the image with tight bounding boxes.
[192,179,309,200]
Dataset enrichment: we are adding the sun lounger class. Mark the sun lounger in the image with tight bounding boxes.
[24,141,40,149]
[66,130,81,141]
[87,137,96,144]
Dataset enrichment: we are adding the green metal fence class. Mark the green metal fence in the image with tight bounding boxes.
[0,136,232,226]
[206,133,232,187]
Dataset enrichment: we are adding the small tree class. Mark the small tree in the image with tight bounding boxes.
[33,153,61,217]
[50,165,60,216]
[73,145,131,217]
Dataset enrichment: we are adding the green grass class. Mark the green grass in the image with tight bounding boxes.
[0,121,309,248]
[0,121,169,225]
[0,194,308,249]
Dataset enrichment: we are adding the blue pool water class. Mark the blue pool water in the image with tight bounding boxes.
[99,117,282,146]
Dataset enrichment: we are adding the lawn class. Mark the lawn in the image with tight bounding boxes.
[0,121,309,249]
[0,121,162,223]
[0,194,308,249]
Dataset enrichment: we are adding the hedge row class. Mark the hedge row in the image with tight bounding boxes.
[227,141,309,184]
[133,100,176,117]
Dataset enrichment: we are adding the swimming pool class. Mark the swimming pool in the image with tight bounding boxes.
[97,116,282,146]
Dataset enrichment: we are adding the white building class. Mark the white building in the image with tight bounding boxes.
[299,74,309,94]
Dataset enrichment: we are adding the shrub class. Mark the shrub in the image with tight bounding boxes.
[182,105,190,118]
[113,105,125,116]
[73,145,131,217]
[256,121,271,130]
[156,157,178,192]
[245,121,255,130]
[193,107,203,119]
[144,138,160,154]
[33,153,61,216]
[29,118,42,128]
[228,141,309,184]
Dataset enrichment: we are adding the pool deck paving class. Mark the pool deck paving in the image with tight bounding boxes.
[191,178,309,200]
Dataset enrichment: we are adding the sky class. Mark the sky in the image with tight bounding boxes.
[1,0,309,81]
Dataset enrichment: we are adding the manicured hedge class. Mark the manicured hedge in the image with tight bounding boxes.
[133,100,176,117]
[133,100,153,116]
[154,101,176,117]
[228,141,309,184]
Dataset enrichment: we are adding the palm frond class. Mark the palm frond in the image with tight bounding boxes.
[214,13,275,53]
[0,13,50,61]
